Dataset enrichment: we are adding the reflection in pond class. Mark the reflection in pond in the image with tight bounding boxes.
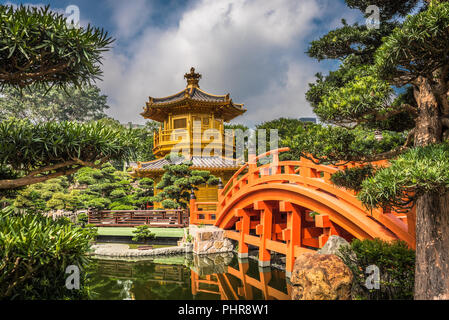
[87,253,291,300]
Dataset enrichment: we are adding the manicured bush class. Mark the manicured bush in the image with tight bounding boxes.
[338,238,415,300]
[0,207,95,300]
[131,225,156,243]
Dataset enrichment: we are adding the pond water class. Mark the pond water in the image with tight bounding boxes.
[86,253,291,300]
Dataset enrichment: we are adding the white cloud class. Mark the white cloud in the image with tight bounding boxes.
[99,0,355,126]
[106,0,152,39]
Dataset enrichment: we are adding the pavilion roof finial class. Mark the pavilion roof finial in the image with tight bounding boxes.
[184,67,202,88]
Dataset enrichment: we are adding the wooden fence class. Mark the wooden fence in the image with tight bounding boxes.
[88,209,189,228]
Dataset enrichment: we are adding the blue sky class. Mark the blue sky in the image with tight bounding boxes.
[4,0,364,126]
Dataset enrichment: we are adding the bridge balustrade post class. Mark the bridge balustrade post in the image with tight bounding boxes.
[248,153,257,184]
[270,151,281,175]
[236,208,250,258]
[299,157,316,178]
[255,201,273,267]
[189,189,197,225]
[280,201,302,277]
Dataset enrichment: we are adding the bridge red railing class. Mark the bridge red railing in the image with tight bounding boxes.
[189,148,415,243]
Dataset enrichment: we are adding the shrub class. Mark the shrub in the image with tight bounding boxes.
[0,207,95,300]
[77,213,88,227]
[185,228,193,243]
[186,234,193,243]
[84,224,98,240]
[131,225,155,243]
[338,238,415,300]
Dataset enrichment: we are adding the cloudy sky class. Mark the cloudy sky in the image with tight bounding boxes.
[6,0,363,127]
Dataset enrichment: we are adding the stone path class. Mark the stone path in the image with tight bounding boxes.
[89,243,192,257]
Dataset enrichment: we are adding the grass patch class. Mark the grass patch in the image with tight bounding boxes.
[97,227,184,238]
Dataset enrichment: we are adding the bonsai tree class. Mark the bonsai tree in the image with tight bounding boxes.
[132,225,156,244]
[132,178,155,209]
[75,163,136,210]
[152,156,220,209]
[289,0,449,299]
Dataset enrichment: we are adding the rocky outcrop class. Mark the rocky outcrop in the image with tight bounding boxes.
[188,225,234,255]
[318,235,351,256]
[290,252,353,300]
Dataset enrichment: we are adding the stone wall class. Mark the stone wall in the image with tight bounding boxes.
[187,225,234,255]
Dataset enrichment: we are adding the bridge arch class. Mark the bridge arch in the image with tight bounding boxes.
[216,183,397,242]
[189,148,416,275]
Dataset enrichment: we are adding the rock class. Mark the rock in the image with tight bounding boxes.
[318,235,350,256]
[290,253,353,300]
[191,252,234,276]
[188,225,233,255]
[201,232,213,241]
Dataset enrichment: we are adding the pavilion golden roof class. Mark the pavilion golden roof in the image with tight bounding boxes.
[141,67,246,122]
[133,155,243,173]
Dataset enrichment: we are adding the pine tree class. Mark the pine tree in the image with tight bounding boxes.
[153,157,219,209]
[289,0,449,299]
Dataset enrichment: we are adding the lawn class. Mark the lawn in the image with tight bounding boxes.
[97,227,185,238]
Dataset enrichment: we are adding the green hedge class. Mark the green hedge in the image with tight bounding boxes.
[0,208,94,300]
[338,238,415,300]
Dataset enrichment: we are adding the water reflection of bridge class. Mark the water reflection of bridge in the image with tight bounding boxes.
[95,256,291,300]
[191,259,291,300]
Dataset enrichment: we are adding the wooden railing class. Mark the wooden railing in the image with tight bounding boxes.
[88,209,189,228]
[189,202,217,225]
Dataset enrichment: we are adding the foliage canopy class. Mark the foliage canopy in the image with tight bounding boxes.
[0,5,113,89]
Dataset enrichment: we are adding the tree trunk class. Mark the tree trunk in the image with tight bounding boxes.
[413,77,442,146]
[415,192,449,299]
[413,76,449,299]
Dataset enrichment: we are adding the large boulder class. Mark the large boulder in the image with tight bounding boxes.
[290,252,353,300]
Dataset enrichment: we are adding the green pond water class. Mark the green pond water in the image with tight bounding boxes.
[86,253,290,300]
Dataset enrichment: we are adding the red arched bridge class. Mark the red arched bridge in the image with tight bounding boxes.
[189,148,416,276]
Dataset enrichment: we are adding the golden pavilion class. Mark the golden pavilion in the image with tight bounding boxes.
[132,67,247,205]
